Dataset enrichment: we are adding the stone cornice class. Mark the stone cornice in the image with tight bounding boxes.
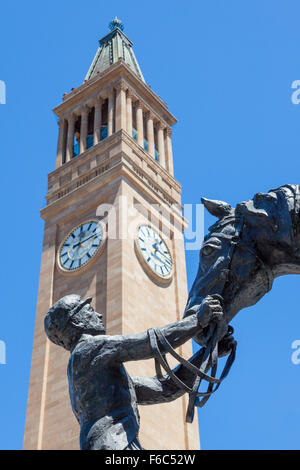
[54,61,177,127]
[42,157,187,230]
[44,130,185,225]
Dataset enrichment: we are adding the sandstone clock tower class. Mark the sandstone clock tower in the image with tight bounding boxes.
[23,19,199,450]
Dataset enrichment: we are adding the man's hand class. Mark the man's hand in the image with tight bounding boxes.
[197,295,223,328]
[186,295,228,345]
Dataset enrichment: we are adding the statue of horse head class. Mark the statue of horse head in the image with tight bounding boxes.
[184,184,300,345]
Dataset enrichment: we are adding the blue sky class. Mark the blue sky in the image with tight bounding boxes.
[1,0,300,450]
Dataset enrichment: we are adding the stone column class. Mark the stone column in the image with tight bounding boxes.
[146,111,155,158]
[157,122,166,168]
[165,127,174,176]
[80,106,89,154]
[56,119,66,168]
[115,81,127,132]
[107,90,114,136]
[94,98,102,145]
[66,113,75,162]
[126,90,133,137]
[136,101,144,147]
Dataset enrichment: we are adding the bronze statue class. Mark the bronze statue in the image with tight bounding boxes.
[44,183,300,450]
[186,184,300,328]
[44,293,228,450]
[183,184,300,414]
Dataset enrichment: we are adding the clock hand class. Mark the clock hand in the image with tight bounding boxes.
[151,251,166,264]
[152,248,172,266]
[151,242,166,257]
[73,233,98,248]
[156,247,170,258]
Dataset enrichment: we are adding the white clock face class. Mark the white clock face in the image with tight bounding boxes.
[58,220,104,272]
[136,225,173,280]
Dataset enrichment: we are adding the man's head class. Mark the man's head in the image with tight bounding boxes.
[44,294,105,351]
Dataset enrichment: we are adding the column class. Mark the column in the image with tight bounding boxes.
[136,101,144,147]
[80,106,88,154]
[157,122,166,168]
[126,91,133,137]
[66,113,75,162]
[107,90,114,136]
[146,111,155,158]
[55,119,66,168]
[94,98,102,145]
[115,81,127,132]
[165,127,174,176]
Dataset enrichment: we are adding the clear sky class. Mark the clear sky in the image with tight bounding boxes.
[0,0,300,450]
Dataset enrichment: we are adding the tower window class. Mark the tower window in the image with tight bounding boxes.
[87,135,94,149]
[143,117,148,151]
[86,108,95,149]
[132,127,137,141]
[154,125,159,162]
[101,126,108,140]
[73,116,81,158]
[100,99,108,141]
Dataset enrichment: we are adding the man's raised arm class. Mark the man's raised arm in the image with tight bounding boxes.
[92,295,226,365]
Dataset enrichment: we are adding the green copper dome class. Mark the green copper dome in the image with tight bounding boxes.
[85,19,145,82]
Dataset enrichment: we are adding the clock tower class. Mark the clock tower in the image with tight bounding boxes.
[23,19,200,450]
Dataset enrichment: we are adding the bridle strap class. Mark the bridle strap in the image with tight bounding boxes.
[147,328,221,388]
[186,324,236,422]
[208,219,274,293]
[148,215,272,423]
[148,325,237,423]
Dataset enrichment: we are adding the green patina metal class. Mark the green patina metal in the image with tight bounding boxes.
[85,18,145,83]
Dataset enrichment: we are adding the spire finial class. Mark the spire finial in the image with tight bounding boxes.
[108,17,124,31]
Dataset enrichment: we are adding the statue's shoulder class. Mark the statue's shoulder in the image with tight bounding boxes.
[70,334,110,364]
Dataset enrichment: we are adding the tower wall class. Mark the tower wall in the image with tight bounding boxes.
[24,23,200,450]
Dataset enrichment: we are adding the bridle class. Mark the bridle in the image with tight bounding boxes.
[208,215,274,296]
[148,214,274,423]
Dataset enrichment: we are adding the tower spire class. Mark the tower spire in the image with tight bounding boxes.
[85,18,145,83]
[108,16,124,31]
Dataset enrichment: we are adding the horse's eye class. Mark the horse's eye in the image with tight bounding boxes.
[201,245,215,256]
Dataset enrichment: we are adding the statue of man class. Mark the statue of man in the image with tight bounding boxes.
[44,294,230,450]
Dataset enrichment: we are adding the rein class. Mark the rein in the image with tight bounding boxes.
[148,215,274,423]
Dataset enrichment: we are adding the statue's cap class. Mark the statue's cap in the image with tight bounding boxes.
[44,294,92,348]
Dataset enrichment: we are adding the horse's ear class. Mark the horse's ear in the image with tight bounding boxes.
[201,197,233,218]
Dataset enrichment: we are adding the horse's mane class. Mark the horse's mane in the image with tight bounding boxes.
[207,184,300,236]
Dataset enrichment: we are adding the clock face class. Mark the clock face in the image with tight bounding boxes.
[58,220,104,272]
[136,225,173,281]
